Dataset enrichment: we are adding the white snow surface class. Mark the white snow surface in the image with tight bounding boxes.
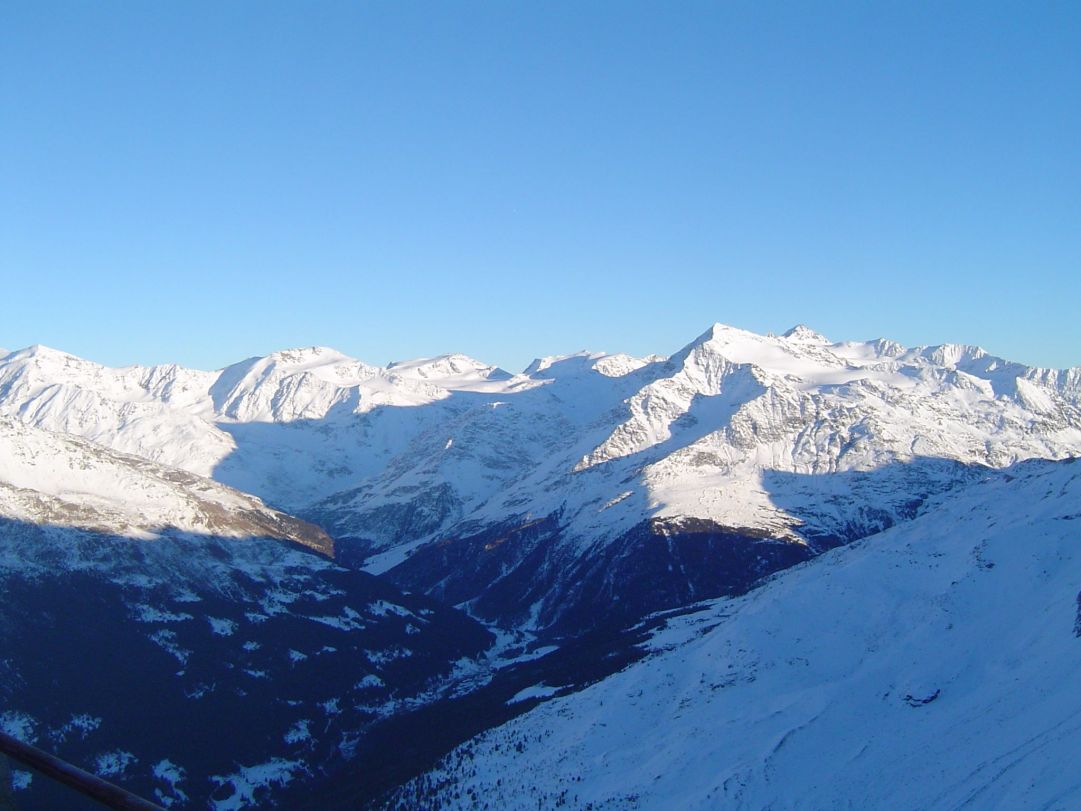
[1,325,1079,571]
[0,417,337,590]
[0,416,329,553]
[0,344,526,509]
[210,757,308,811]
[403,457,1081,810]
[506,683,560,705]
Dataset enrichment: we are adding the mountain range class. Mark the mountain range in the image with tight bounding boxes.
[1,323,1079,808]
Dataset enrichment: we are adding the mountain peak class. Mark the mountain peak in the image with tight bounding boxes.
[14,343,82,361]
[524,351,608,377]
[782,324,830,343]
[5,344,106,374]
[386,353,508,382]
[703,322,756,341]
[672,323,757,358]
[265,346,353,367]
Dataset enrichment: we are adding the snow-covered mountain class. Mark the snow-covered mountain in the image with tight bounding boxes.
[387,456,1081,810]
[3,324,1080,808]
[1,325,1079,633]
[0,418,493,809]
[379,324,1081,631]
[0,344,513,511]
[0,416,330,555]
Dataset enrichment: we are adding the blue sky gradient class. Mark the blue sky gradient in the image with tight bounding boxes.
[2,2,1079,372]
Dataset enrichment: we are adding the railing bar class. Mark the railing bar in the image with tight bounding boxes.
[0,731,164,811]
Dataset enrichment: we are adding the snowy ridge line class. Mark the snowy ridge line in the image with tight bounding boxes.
[0,416,333,557]
[1,322,1076,522]
[3,323,1080,633]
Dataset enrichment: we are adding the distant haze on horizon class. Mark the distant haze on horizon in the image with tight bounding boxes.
[2,2,1078,372]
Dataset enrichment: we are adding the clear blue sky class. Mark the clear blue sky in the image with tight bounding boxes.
[2,1,1079,372]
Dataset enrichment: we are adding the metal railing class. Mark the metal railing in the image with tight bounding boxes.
[0,732,164,811]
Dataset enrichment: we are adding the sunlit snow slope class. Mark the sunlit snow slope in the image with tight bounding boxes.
[0,419,492,809]
[392,457,1081,810]
[2,324,1079,632]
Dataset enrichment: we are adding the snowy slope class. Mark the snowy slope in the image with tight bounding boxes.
[1,326,1079,632]
[380,325,1081,630]
[0,416,330,554]
[0,344,520,510]
[390,457,1081,810]
[0,419,493,809]
[4,326,1081,807]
